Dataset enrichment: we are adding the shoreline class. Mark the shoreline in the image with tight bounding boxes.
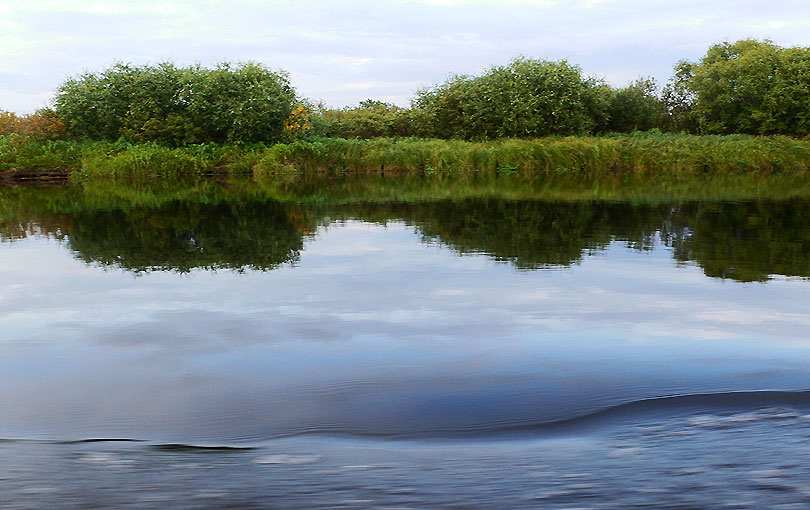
[2,133,810,181]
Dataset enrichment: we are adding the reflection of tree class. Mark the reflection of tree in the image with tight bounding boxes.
[2,183,810,281]
[337,200,667,269]
[66,201,314,273]
[333,198,810,281]
[0,216,71,241]
[415,200,669,269]
[668,200,810,282]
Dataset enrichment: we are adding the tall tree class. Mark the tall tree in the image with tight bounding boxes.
[673,39,810,136]
[55,62,297,144]
[412,58,610,140]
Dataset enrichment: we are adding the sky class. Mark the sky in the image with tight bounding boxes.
[1,0,809,114]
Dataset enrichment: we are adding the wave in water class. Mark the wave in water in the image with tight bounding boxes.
[253,389,810,440]
[3,390,808,444]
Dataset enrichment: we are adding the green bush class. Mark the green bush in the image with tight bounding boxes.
[411,57,610,139]
[606,78,667,133]
[54,62,297,144]
[308,100,414,139]
[670,39,810,136]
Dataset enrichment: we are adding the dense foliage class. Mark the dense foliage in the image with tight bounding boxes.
[3,39,810,145]
[53,62,297,144]
[308,100,413,139]
[4,133,810,182]
[674,39,810,136]
[4,181,810,282]
[409,58,611,139]
[0,109,66,140]
[606,78,667,133]
[252,134,810,178]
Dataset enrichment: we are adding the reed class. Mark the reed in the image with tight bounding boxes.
[2,132,810,181]
[0,135,85,173]
[252,133,810,178]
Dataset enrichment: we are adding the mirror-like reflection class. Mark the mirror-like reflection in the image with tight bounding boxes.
[3,178,810,281]
[1,176,810,444]
[4,171,810,510]
[66,201,314,273]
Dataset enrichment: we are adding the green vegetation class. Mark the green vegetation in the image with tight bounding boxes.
[4,39,810,146]
[252,134,810,178]
[3,132,810,181]
[308,100,413,139]
[408,58,610,139]
[0,135,85,174]
[53,62,298,144]
[311,39,810,139]
[2,39,810,180]
[606,77,667,133]
[675,39,810,136]
[2,176,810,282]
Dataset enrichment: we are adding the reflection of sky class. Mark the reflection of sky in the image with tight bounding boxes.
[1,221,810,441]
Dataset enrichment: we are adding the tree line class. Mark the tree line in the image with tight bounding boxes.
[1,39,809,144]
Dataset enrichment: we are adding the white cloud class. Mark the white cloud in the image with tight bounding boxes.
[580,0,609,7]
[0,89,54,113]
[412,0,559,6]
[1,0,809,112]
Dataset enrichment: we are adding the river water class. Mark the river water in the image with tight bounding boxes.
[1,179,810,508]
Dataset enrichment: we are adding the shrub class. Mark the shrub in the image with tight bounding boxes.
[411,57,610,139]
[670,39,810,136]
[54,62,297,144]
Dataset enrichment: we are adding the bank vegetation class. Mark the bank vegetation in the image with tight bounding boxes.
[2,39,810,179]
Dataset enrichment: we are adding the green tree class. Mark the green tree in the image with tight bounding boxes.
[309,99,413,139]
[606,77,666,132]
[183,62,297,143]
[662,60,698,132]
[673,39,810,136]
[54,62,297,144]
[412,58,609,140]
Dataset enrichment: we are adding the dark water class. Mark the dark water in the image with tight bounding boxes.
[2,179,810,508]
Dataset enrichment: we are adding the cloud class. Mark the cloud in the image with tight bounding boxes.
[413,0,560,6]
[1,0,809,112]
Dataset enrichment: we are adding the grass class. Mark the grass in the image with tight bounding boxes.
[253,133,810,178]
[0,134,87,173]
[2,132,810,182]
[0,136,268,179]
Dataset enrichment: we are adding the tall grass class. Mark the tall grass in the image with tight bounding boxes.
[0,135,86,173]
[254,133,810,178]
[2,132,810,180]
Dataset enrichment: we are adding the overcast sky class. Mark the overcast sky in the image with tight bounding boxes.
[1,0,809,113]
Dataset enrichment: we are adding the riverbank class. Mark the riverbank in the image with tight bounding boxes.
[2,133,810,181]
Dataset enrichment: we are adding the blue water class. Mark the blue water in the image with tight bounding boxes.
[2,192,810,507]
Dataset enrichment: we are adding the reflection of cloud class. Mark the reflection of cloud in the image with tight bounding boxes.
[436,289,466,296]
[4,220,810,439]
[93,310,285,350]
[5,221,810,359]
[695,310,810,326]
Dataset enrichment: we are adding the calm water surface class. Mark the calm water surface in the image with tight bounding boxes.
[2,179,810,508]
